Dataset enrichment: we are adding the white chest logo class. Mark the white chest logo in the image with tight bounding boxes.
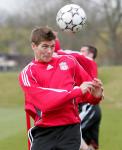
[59,62,69,70]
[47,64,53,70]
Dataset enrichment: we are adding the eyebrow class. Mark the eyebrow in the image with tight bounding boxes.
[41,44,55,46]
[42,43,55,46]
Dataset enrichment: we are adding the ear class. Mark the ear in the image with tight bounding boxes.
[31,42,36,50]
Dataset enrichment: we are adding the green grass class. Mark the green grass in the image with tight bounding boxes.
[0,66,122,150]
[0,131,27,150]
[0,72,24,107]
[98,66,122,150]
[100,107,122,150]
[99,66,122,107]
[0,107,27,150]
[0,72,27,150]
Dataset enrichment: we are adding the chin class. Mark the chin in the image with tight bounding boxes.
[44,58,52,62]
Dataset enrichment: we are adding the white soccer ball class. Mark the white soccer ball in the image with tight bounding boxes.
[56,4,87,33]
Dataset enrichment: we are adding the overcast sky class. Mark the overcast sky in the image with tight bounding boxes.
[0,0,26,14]
[0,0,60,14]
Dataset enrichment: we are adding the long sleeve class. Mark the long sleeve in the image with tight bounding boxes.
[70,57,102,104]
[19,66,83,113]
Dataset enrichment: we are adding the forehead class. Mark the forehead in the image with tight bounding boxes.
[81,46,88,51]
[40,40,55,45]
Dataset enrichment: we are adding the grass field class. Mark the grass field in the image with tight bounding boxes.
[0,66,122,150]
[0,72,27,150]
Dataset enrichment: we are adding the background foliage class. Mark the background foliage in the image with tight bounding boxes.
[0,0,122,65]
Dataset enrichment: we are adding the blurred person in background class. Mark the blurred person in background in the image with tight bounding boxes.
[79,45,102,150]
[56,44,102,150]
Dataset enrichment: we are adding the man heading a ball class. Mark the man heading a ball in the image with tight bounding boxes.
[19,26,103,150]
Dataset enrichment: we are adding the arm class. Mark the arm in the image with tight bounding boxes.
[73,58,103,104]
[57,50,103,103]
[19,67,83,113]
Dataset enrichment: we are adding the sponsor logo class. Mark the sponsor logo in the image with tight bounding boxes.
[47,64,53,70]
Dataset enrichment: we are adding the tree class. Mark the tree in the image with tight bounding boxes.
[0,0,122,65]
[83,0,122,64]
[103,0,122,64]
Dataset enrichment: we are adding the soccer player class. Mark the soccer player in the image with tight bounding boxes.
[19,26,103,150]
[79,45,102,150]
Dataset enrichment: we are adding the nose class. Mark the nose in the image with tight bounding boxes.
[47,47,53,53]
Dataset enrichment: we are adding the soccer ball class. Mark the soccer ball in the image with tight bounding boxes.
[56,4,87,33]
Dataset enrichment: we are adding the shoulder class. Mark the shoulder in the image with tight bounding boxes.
[53,54,76,62]
[20,61,36,75]
[53,54,77,69]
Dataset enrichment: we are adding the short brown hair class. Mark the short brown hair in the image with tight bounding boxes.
[30,26,56,45]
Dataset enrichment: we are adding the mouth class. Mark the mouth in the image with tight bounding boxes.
[43,55,52,61]
[44,55,51,59]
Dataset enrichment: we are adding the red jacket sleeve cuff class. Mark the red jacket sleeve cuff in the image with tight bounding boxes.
[85,93,102,104]
[68,86,83,99]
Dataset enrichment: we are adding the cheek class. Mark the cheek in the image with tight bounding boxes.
[81,52,87,56]
[83,51,88,56]
[35,50,43,57]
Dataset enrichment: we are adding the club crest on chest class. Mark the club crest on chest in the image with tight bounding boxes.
[59,62,69,70]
